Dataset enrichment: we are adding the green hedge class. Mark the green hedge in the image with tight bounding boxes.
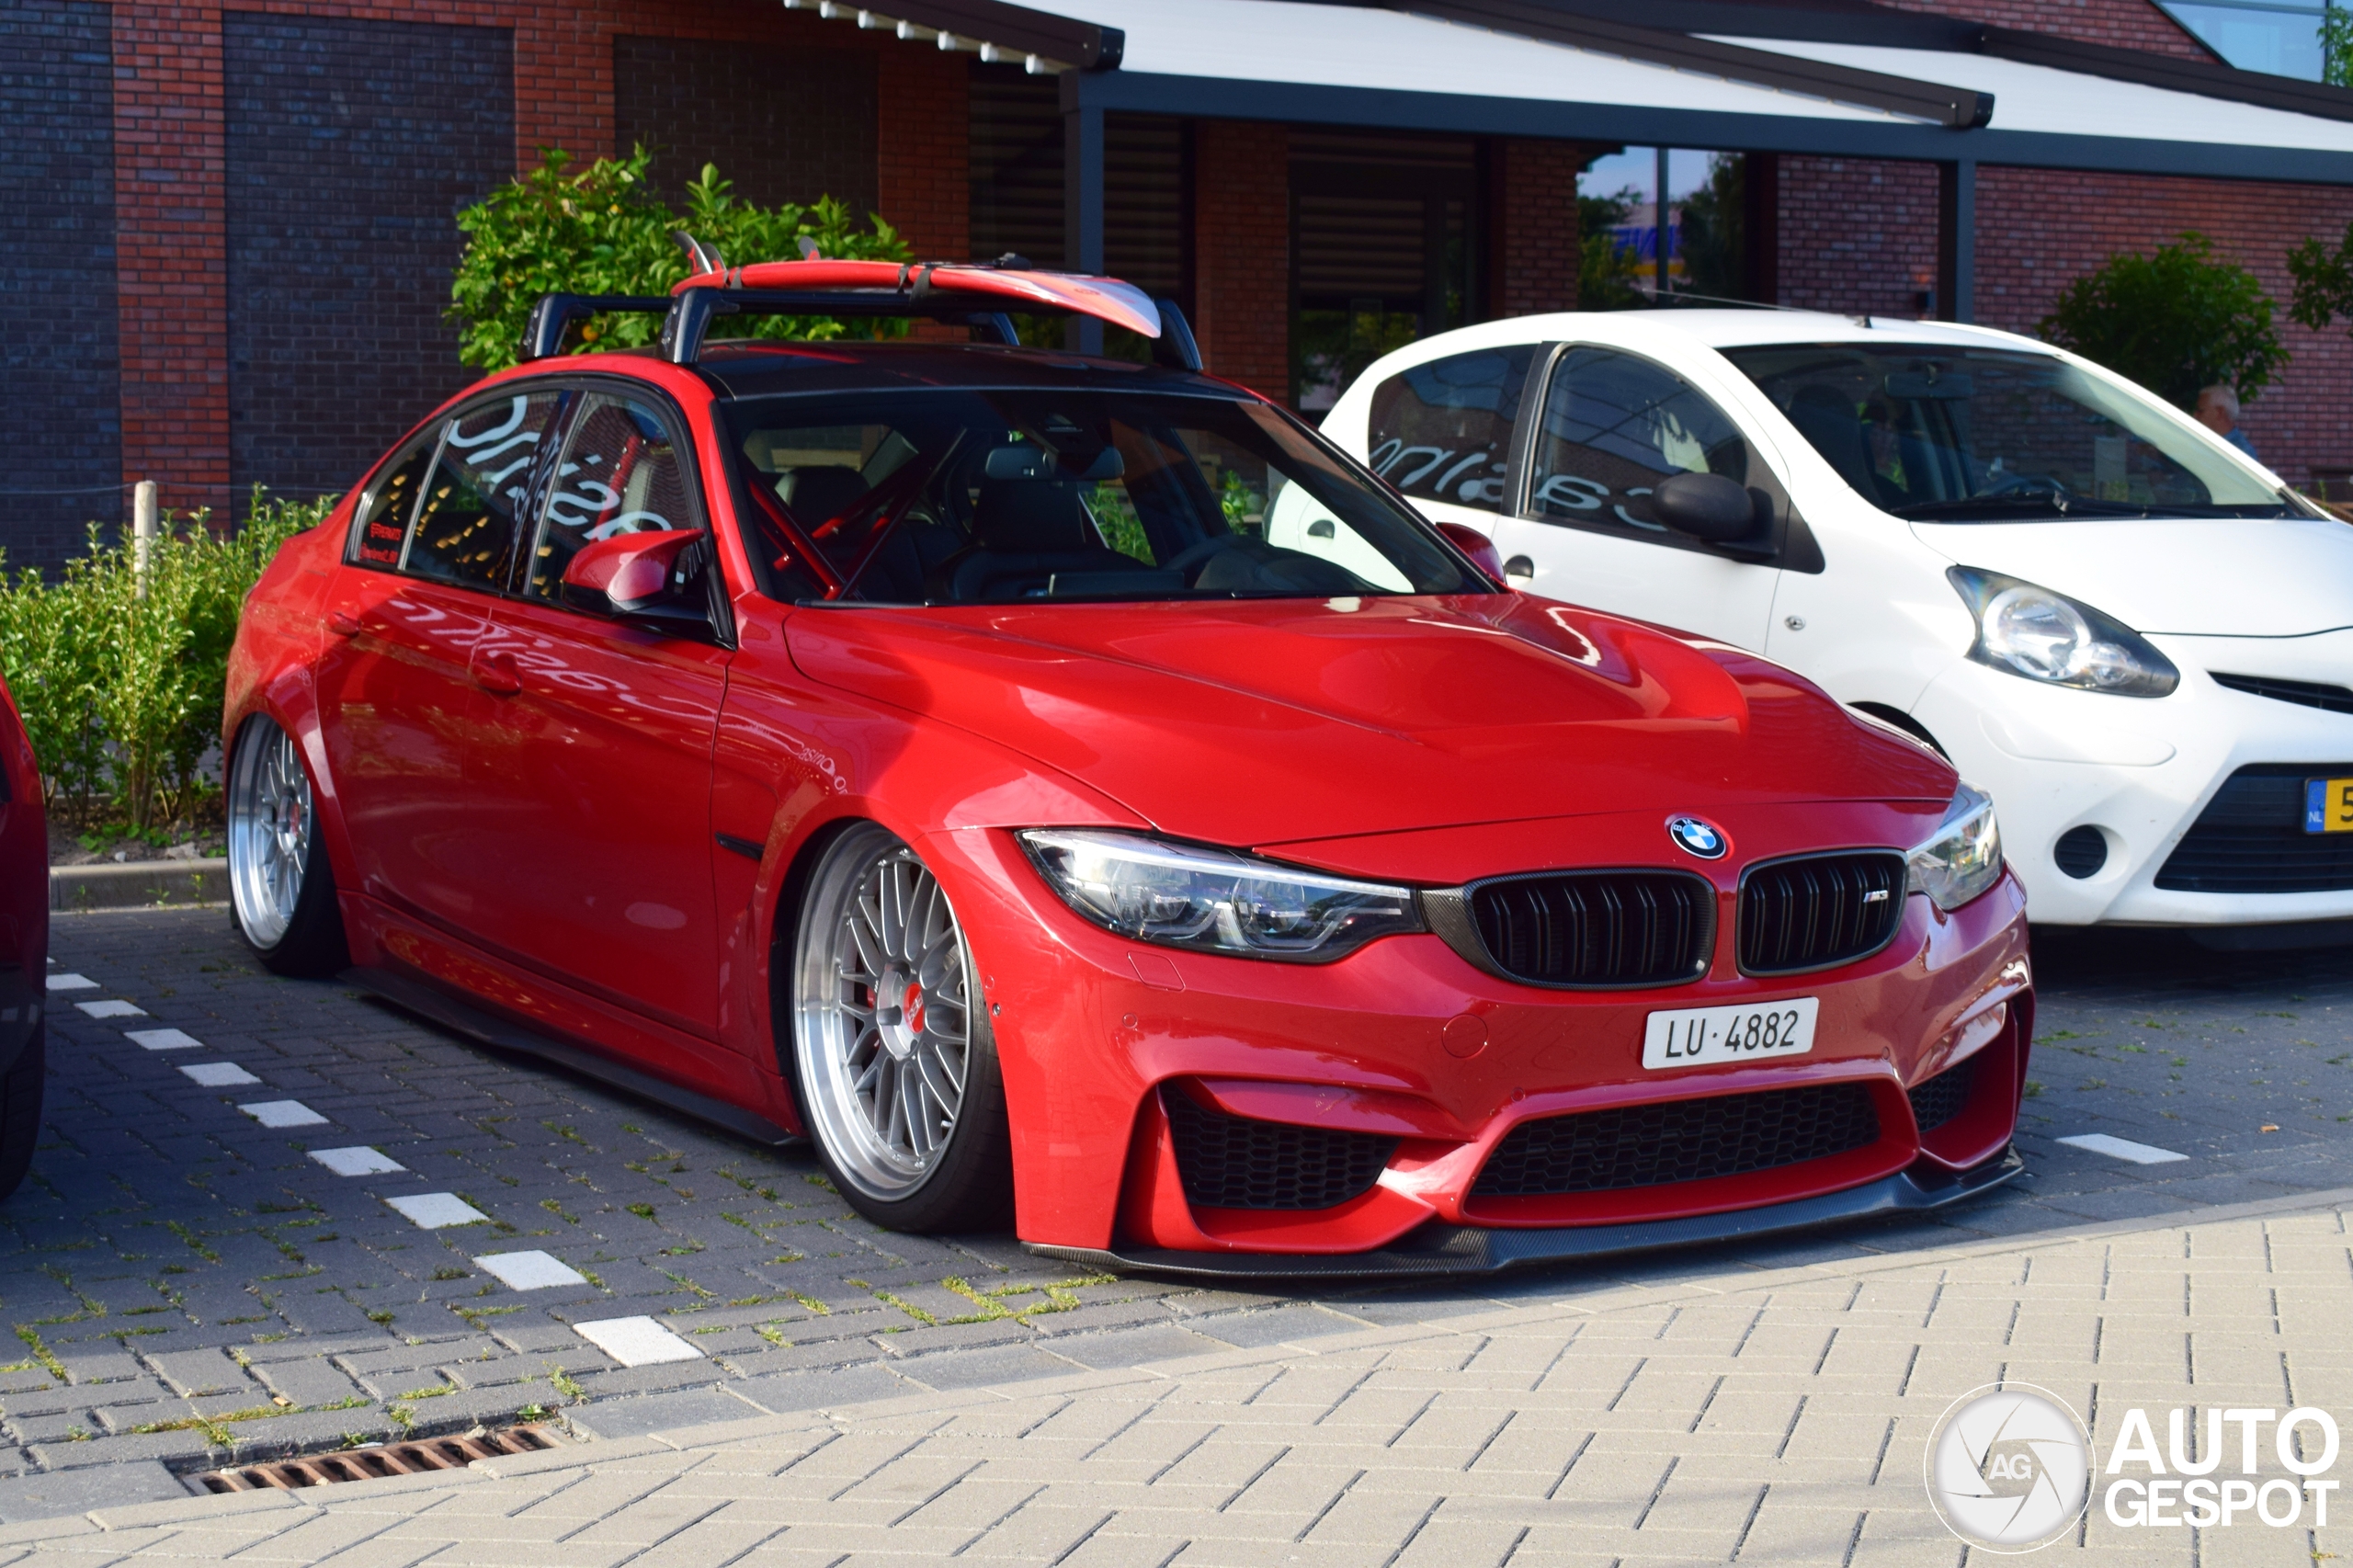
[0,491,333,834]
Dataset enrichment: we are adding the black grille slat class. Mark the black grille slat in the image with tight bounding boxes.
[1907,1056,1977,1134]
[2157,764,2353,893]
[1472,1083,1881,1198]
[2211,673,2353,716]
[1738,851,1906,975]
[1162,1091,1394,1211]
[1466,871,1712,988]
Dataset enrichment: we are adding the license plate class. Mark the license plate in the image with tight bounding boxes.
[1643,997,1819,1070]
[2306,777,2353,835]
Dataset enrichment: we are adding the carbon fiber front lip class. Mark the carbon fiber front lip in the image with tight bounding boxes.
[1025,1148,2024,1279]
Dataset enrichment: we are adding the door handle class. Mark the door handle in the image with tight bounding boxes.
[327,610,362,638]
[472,648,520,696]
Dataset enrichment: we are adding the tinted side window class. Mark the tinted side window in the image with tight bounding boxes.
[1364,345,1538,513]
[347,433,434,570]
[526,392,699,601]
[1530,348,1748,532]
[402,391,563,589]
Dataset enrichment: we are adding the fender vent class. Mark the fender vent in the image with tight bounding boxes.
[1907,1056,1977,1134]
[1161,1088,1394,1211]
[191,1424,561,1493]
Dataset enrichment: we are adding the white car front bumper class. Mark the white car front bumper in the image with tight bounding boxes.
[1909,629,2353,926]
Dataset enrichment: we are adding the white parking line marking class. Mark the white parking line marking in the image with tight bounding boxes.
[474,1251,588,1290]
[309,1147,406,1176]
[572,1316,703,1367]
[2057,1132,2189,1165]
[238,1099,327,1129]
[75,1000,146,1018]
[44,974,96,992]
[125,1028,203,1051]
[386,1193,487,1229]
[180,1062,260,1087]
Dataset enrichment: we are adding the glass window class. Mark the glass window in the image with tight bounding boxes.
[402,392,563,590]
[1529,347,1750,532]
[347,432,433,570]
[1722,343,2290,521]
[1364,345,1537,513]
[2155,2,2325,80]
[722,389,1484,605]
[526,392,700,601]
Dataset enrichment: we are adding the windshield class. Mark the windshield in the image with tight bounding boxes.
[722,389,1484,604]
[1722,343,2289,521]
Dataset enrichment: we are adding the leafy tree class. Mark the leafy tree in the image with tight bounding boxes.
[2035,233,2285,411]
[2286,216,2353,352]
[1578,185,1647,311]
[449,146,912,372]
[1676,153,1747,302]
[2325,6,2353,87]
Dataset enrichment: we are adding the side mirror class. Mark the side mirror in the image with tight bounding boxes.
[561,528,713,635]
[1650,472,1761,543]
[1435,522,1511,588]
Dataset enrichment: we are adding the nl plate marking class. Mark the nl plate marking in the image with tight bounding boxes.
[1643,996,1820,1070]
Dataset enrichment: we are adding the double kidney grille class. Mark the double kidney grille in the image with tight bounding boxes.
[1735,851,1908,976]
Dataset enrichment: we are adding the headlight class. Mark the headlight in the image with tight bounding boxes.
[1948,567,2178,697]
[1018,829,1423,962]
[1907,783,2005,912]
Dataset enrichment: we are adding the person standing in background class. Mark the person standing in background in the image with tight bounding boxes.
[2195,383,2259,460]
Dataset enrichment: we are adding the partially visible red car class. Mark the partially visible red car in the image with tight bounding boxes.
[0,676,48,1199]
[222,262,2031,1273]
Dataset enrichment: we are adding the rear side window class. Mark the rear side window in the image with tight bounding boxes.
[1364,345,1538,513]
[347,434,434,570]
[525,392,699,600]
[401,392,564,590]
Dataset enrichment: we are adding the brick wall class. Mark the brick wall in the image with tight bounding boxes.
[1487,139,1582,316]
[1775,157,1942,321]
[1191,119,1290,404]
[1877,0,2209,58]
[1975,166,2353,483]
[613,35,876,214]
[2,0,119,566]
[224,15,515,506]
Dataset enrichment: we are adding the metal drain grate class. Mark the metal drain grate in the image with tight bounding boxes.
[191,1423,562,1493]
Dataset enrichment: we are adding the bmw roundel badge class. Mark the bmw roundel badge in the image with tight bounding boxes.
[1666,815,1728,859]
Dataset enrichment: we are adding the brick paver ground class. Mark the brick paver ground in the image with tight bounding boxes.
[1,908,2348,1546]
[0,1186,2347,1564]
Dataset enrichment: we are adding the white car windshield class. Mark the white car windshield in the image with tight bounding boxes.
[1723,343,2291,521]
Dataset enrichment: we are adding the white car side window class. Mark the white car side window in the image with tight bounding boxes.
[1364,344,1540,514]
[1530,347,1750,537]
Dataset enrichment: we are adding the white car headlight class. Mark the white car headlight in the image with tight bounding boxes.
[1948,567,2178,697]
[1018,829,1423,962]
[1907,783,2005,913]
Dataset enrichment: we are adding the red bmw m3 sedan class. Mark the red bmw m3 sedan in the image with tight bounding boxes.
[223,261,2030,1275]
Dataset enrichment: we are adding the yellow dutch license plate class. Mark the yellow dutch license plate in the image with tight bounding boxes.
[2306,777,2353,835]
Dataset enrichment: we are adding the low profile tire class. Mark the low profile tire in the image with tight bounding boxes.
[0,1028,44,1201]
[227,716,348,978]
[790,824,1013,1233]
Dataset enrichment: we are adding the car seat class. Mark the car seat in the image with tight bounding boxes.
[922,465,1136,603]
[1785,385,1885,504]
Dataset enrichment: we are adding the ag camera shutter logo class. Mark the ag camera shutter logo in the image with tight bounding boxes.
[1924,1383,2091,1551]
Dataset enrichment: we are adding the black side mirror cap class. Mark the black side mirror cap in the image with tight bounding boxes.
[1649,472,1758,542]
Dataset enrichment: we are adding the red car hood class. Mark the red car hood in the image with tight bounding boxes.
[785,594,1954,848]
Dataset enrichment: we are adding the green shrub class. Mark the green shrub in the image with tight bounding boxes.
[448,146,913,373]
[0,490,329,832]
[2036,233,2286,412]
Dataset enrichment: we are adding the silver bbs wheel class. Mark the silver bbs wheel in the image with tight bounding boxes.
[795,827,973,1201]
[227,717,313,949]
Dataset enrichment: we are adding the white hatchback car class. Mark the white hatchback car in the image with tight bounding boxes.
[1324,312,2353,933]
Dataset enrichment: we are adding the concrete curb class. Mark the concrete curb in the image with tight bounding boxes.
[12,1182,2353,1544]
[50,859,230,912]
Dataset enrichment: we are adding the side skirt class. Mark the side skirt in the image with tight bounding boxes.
[344,965,800,1148]
[1028,1148,2025,1279]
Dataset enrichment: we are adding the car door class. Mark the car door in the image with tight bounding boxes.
[468,385,736,1055]
[315,388,562,929]
[1487,343,1788,649]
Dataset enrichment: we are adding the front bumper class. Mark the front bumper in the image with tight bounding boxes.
[1030,1145,2023,1278]
[1912,630,2353,926]
[932,807,2032,1261]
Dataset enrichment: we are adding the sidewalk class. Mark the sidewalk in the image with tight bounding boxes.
[5,1187,2349,1566]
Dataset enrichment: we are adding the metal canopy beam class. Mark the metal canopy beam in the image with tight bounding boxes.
[1063,85,1106,355]
[1069,70,2353,187]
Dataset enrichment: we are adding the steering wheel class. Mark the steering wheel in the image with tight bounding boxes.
[1163,534,1239,585]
